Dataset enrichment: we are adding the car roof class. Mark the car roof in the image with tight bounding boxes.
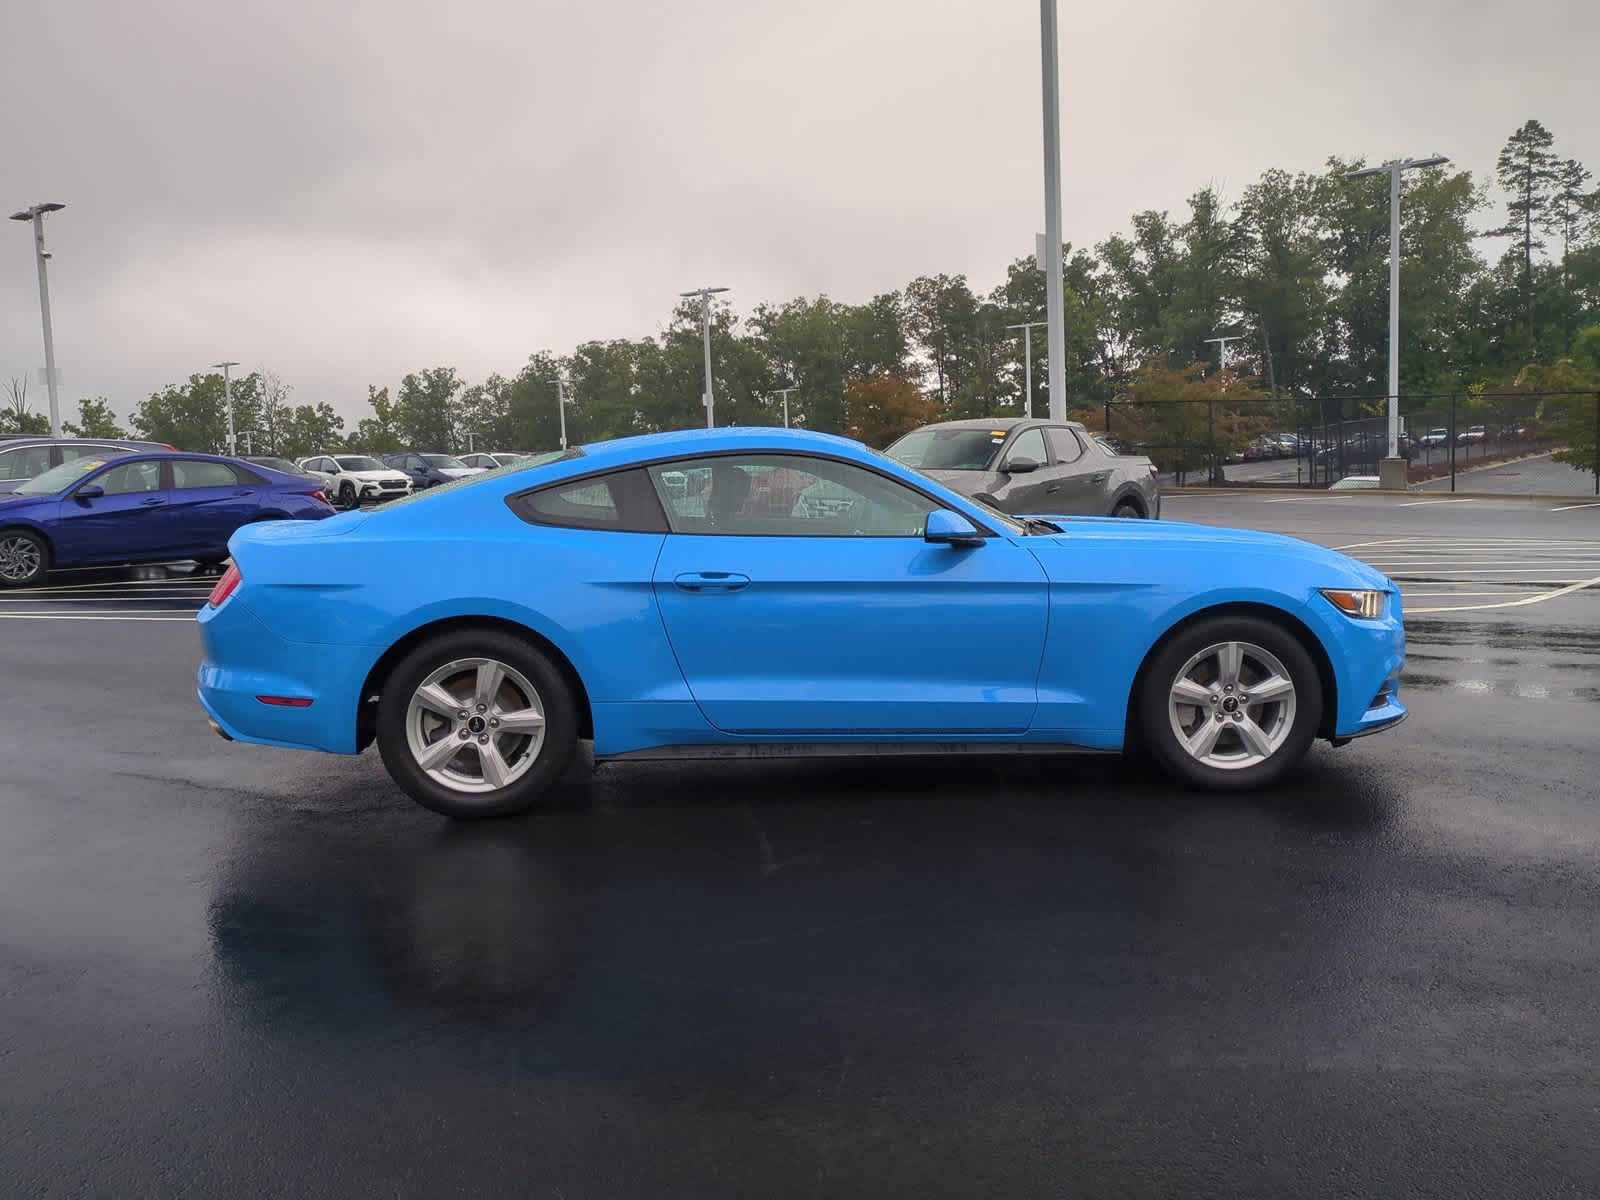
[901,417,1087,434]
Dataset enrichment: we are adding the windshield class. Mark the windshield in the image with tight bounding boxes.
[886,428,1002,471]
[491,453,524,466]
[336,456,385,471]
[16,456,115,496]
[421,454,468,468]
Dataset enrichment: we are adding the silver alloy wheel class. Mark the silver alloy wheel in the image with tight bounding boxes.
[405,656,547,794]
[0,534,42,583]
[1167,640,1297,771]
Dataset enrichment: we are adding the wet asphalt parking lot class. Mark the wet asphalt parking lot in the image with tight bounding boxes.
[3,495,1599,1198]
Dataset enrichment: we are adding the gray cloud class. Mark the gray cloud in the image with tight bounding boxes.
[2,0,1596,426]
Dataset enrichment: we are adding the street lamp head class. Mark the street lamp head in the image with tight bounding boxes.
[1407,155,1450,170]
[9,202,66,220]
[1342,165,1387,180]
[679,286,730,297]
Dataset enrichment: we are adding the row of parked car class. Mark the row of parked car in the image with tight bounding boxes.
[0,434,539,587]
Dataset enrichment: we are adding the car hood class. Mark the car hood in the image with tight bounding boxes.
[439,468,483,479]
[1032,516,1391,590]
[918,467,1001,490]
[0,492,53,513]
[346,469,409,482]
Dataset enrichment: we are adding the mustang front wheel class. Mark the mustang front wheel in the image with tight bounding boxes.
[1138,615,1321,790]
[377,629,577,818]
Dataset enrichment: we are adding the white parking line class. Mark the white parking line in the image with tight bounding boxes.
[1395,498,1478,507]
[1550,501,1600,512]
[1407,573,1600,614]
[0,578,213,594]
[0,613,196,622]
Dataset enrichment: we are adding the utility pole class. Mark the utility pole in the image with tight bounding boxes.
[212,361,240,455]
[773,386,799,429]
[8,202,66,436]
[1344,155,1450,490]
[547,375,568,450]
[1006,321,1046,417]
[1204,335,1241,484]
[679,286,729,428]
[1038,0,1066,421]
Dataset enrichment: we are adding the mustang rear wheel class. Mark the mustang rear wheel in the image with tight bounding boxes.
[377,629,577,818]
[1137,615,1321,790]
[0,529,49,588]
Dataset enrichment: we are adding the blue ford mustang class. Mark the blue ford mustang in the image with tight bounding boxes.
[0,451,333,587]
[197,428,1406,818]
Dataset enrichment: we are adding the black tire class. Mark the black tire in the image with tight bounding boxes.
[376,628,579,819]
[1136,614,1322,792]
[338,481,357,508]
[0,528,50,588]
[1111,498,1144,518]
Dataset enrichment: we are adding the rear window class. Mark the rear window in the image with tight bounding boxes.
[886,428,1002,471]
[508,467,666,532]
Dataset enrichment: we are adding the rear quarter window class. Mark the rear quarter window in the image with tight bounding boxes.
[508,468,667,533]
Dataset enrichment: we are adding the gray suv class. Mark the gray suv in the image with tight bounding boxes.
[886,418,1160,518]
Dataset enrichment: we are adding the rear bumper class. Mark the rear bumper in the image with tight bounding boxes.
[196,596,374,754]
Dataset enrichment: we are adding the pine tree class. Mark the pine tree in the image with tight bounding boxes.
[1487,119,1561,338]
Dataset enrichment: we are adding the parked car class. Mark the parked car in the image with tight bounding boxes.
[299,454,412,507]
[460,452,528,470]
[0,435,175,493]
[1417,428,1450,450]
[886,418,1160,518]
[197,427,1405,818]
[0,452,332,588]
[1457,425,1487,445]
[383,453,486,490]
[1328,475,1380,490]
[245,455,327,487]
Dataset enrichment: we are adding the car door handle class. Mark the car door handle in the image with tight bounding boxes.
[233,489,253,496]
[1088,473,1108,484]
[674,571,751,593]
[140,497,166,507]
[1045,484,1061,494]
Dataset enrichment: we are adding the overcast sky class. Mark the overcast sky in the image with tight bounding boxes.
[2,0,1596,426]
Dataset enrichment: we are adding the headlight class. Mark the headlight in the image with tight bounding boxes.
[1320,588,1387,619]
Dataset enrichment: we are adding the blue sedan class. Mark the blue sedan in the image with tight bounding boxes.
[0,452,333,587]
[197,428,1406,818]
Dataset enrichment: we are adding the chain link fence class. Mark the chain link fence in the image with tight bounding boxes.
[1094,391,1600,495]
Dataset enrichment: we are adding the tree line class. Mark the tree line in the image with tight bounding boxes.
[4,118,1597,474]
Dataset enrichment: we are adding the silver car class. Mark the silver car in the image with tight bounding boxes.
[886,418,1160,518]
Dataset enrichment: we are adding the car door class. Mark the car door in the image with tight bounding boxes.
[992,426,1055,514]
[1042,426,1108,514]
[51,459,171,562]
[166,459,258,553]
[647,452,1050,735]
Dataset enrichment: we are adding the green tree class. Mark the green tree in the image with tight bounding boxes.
[1488,119,1561,339]
[2,377,49,435]
[1520,325,1600,483]
[394,367,463,450]
[64,396,126,438]
[842,374,938,447]
[277,403,345,459]
[133,374,228,451]
[350,385,403,452]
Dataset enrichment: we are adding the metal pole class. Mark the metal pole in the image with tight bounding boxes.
[773,387,798,428]
[1594,392,1598,495]
[1449,394,1457,493]
[1006,321,1045,417]
[213,361,239,455]
[1039,0,1066,422]
[28,212,62,437]
[700,293,715,428]
[1387,164,1401,462]
[557,376,568,450]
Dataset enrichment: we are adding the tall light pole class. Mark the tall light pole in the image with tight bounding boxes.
[773,386,799,429]
[212,361,239,455]
[1038,0,1066,421]
[9,202,66,436]
[1204,334,1241,377]
[679,285,729,428]
[1344,155,1450,489]
[547,375,568,450]
[1006,321,1046,417]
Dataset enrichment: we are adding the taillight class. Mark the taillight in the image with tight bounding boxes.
[208,564,241,607]
[310,489,330,504]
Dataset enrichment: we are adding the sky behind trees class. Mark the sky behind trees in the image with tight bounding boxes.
[2,0,1597,425]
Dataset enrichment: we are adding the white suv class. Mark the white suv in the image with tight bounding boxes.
[299,454,413,506]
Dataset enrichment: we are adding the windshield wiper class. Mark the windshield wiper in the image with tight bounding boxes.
[1021,517,1062,535]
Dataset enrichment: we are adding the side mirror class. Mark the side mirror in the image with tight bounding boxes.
[924,509,983,548]
[76,484,105,501]
[1003,456,1041,474]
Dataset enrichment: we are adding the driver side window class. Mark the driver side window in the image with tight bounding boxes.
[1005,427,1047,468]
[95,461,163,495]
[646,454,937,537]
